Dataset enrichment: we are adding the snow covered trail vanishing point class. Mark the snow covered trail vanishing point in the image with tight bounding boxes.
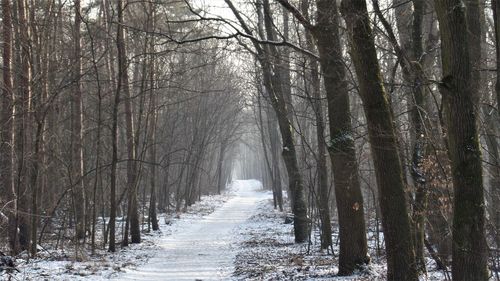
[118,179,271,281]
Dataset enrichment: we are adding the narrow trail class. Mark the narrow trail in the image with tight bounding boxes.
[119,180,271,280]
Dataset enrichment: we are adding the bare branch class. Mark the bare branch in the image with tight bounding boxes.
[274,0,315,31]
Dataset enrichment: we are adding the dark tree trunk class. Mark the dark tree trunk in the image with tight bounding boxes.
[340,1,418,280]
[267,108,284,211]
[71,0,86,241]
[299,0,332,252]
[491,0,500,250]
[147,5,159,231]
[261,0,308,242]
[434,1,488,280]
[393,0,429,272]
[15,0,32,252]
[226,0,308,242]
[1,0,19,255]
[313,0,369,273]
[118,0,140,245]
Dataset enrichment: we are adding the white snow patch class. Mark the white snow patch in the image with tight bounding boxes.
[117,179,270,280]
[11,180,270,281]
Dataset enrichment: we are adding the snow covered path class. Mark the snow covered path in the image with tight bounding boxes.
[119,180,271,280]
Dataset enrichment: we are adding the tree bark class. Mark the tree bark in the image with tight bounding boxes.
[491,0,500,251]
[299,0,332,252]
[312,0,370,273]
[108,0,123,252]
[277,0,369,271]
[434,1,488,280]
[393,0,429,272]
[117,0,140,245]
[260,0,308,242]
[147,4,159,231]
[340,1,418,280]
[1,0,18,255]
[71,0,86,241]
[15,0,32,252]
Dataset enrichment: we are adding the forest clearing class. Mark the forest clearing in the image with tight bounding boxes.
[0,0,499,280]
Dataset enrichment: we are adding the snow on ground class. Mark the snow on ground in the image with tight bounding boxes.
[117,179,270,280]
[8,180,246,280]
[233,198,452,281]
[8,179,490,280]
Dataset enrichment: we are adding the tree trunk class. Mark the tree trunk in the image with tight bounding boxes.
[1,0,18,255]
[217,142,226,195]
[311,0,370,273]
[298,0,332,252]
[483,104,500,249]
[15,0,32,252]
[260,0,308,242]
[148,14,159,230]
[340,1,418,280]
[392,0,429,272]
[267,108,284,211]
[491,0,500,250]
[108,0,124,253]
[433,1,488,280]
[229,0,307,241]
[117,0,140,246]
[71,0,86,241]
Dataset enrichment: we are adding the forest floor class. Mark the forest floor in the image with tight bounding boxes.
[5,179,479,280]
[233,200,450,281]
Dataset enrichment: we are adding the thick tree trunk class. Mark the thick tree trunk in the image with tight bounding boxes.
[311,0,369,274]
[340,1,418,280]
[433,1,488,280]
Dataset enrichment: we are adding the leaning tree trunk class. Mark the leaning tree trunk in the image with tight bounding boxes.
[340,1,418,280]
[261,0,308,242]
[434,1,488,280]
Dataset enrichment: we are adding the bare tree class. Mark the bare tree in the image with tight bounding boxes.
[340,1,418,279]
[1,0,18,255]
[434,1,488,280]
